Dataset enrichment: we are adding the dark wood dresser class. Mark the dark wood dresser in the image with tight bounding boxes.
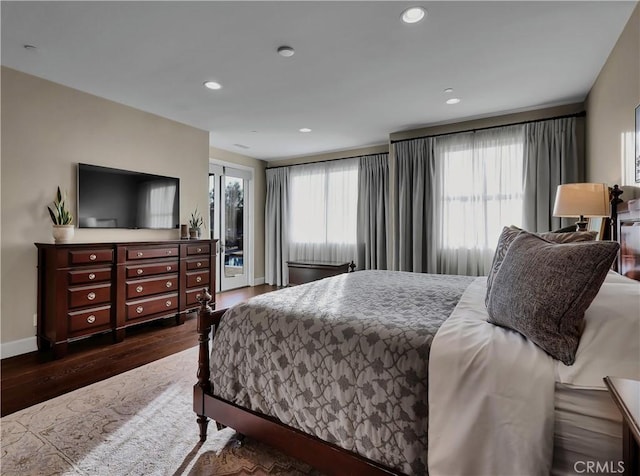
[287,260,355,285]
[35,239,216,358]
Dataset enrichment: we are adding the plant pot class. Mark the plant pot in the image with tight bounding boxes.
[189,228,199,239]
[52,225,74,243]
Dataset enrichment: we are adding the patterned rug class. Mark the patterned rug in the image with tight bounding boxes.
[1,347,322,475]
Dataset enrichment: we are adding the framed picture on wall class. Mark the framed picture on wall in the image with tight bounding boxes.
[635,104,640,183]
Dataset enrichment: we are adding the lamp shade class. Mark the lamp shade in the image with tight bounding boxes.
[553,183,609,218]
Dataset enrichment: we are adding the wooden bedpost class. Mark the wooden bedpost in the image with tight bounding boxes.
[610,184,623,244]
[195,287,214,442]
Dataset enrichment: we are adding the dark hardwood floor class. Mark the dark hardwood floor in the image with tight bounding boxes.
[0,284,278,417]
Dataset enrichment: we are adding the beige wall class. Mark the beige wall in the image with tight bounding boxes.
[209,147,266,281]
[586,2,639,185]
[1,67,210,349]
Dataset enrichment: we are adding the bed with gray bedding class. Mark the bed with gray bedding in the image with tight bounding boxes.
[209,270,475,475]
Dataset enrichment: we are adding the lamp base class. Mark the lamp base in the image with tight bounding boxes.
[575,216,588,232]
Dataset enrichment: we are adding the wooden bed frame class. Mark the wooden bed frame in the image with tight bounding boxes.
[193,185,625,476]
[193,288,400,475]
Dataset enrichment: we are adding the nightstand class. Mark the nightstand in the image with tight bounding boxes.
[604,377,640,476]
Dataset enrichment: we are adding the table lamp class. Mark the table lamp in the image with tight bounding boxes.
[553,183,609,231]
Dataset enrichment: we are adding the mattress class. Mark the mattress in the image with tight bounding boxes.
[552,383,622,475]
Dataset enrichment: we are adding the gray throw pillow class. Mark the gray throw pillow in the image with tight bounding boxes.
[485,227,599,306]
[485,226,521,306]
[486,232,619,365]
[539,230,598,243]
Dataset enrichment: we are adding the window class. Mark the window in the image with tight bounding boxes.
[437,126,524,274]
[289,159,358,262]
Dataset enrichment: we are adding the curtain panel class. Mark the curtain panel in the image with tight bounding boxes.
[356,153,389,270]
[393,137,438,273]
[264,168,290,286]
[522,117,579,232]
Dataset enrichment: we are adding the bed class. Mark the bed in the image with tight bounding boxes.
[193,185,639,475]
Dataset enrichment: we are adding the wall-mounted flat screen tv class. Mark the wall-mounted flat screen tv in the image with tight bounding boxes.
[77,163,180,229]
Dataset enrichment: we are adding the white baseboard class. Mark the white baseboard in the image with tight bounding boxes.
[253,277,265,286]
[1,336,37,359]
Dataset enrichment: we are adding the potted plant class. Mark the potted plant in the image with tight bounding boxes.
[48,186,74,242]
[189,207,203,239]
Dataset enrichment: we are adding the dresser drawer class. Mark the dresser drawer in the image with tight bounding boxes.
[126,293,178,320]
[185,288,206,306]
[68,267,112,285]
[186,270,210,288]
[186,244,210,256]
[69,249,113,265]
[126,260,178,278]
[68,284,111,309]
[186,258,209,271]
[68,306,111,334]
[127,247,179,261]
[126,275,178,299]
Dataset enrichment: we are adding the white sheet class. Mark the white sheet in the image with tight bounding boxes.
[555,271,640,389]
[552,383,622,475]
[428,272,639,475]
[428,277,555,476]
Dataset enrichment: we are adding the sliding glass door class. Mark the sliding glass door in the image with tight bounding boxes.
[209,164,251,291]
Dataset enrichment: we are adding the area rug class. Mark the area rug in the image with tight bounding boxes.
[1,347,322,475]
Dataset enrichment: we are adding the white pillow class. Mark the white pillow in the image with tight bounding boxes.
[555,272,640,389]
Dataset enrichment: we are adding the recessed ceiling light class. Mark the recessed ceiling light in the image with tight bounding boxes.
[401,7,426,24]
[203,81,222,90]
[299,128,312,133]
[277,46,295,57]
[444,88,454,93]
[446,98,461,105]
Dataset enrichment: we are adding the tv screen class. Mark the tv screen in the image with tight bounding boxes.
[77,163,180,229]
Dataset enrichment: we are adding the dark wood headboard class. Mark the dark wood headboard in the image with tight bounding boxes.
[609,184,623,243]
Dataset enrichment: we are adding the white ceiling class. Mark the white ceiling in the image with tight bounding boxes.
[1,1,636,161]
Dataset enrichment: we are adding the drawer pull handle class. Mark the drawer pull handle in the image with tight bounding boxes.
[196,262,202,268]
[136,285,144,293]
[196,276,202,283]
[87,292,96,301]
[87,315,96,324]
[88,273,96,280]
[136,306,144,314]
[166,281,172,288]
[137,269,144,275]
[165,300,172,307]
[89,254,97,261]
[137,252,144,257]
[167,250,172,255]
[166,266,172,271]
[197,248,202,253]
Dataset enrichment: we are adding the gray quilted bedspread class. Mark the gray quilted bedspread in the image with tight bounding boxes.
[210,270,474,475]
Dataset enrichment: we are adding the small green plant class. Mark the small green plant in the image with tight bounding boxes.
[47,186,73,225]
[189,208,203,230]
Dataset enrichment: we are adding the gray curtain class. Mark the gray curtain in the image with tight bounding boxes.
[264,168,289,286]
[522,117,580,232]
[357,153,389,270]
[394,137,438,273]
